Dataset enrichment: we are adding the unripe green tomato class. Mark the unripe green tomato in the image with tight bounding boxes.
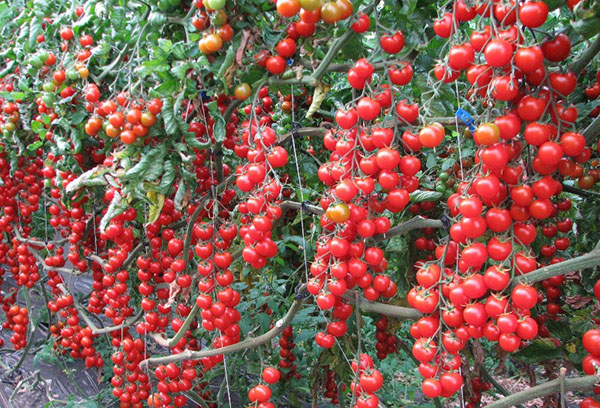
[439,172,449,182]
[212,10,227,26]
[207,0,226,10]
[299,0,321,11]
[67,69,79,81]
[30,56,43,68]
[39,51,49,61]
[280,114,292,126]
[435,183,446,193]
[5,122,16,132]
[42,82,55,92]
[42,93,55,107]
[157,0,170,11]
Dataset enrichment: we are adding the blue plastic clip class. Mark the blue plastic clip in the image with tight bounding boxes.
[287,58,294,66]
[456,108,476,131]
[200,90,210,101]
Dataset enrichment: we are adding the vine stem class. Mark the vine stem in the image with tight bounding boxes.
[2,289,34,378]
[139,285,309,370]
[570,34,600,77]
[139,284,425,369]
[482,375,600,408]
[562,183,600,198]
[149,302,199,348]
[57,284,143,335]
[583,114,600,144]
[514,240,600,286]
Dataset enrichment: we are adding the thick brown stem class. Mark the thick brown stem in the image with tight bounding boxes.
[369,217,444,244]
[571,34,600,77]
[584,114,600,144]
[515,242,600,286]
[139,286,309,370]
[483,375,599,408]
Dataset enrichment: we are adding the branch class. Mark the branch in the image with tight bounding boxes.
[515,241,600,286]
[149,303,199,348]
[583,114,600,144]
[139,285,309,370]
[57,284,143,335]
[311,1,378,81]
[571,34,600,77]
[483,375,600,408]
[279,200,324,215]
[369,216,444,244]
[562,182,600,198]
[344,293,422,320]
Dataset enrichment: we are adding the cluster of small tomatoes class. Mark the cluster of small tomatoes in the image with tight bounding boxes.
[83,91,163,145]
[277,326,299,380]
[400,0,600,400]
[234,103,289,268]
[275,0,354,27]
[192,0,234,55]
[246,366,282,407]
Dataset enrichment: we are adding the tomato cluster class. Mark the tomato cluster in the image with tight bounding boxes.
[193,0,234,55]
[350,354,384,408]
[374,317,398,360]
[276,0,354,26]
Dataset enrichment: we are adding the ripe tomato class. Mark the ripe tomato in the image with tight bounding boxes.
[434,12,453,37]
[276,38,297,58]
[447,44,475,71]
[542,33,571,62]
[491,75,519,101]
[380,31,405,54]
[511,284,538,309]
[266,56,286,75]
[352,13,370,33]
[234,83,251,100]
[422,378,442,398]
[473,123,500,146]
[519,1,549,27]
[357,97,381,121]
[583,329,600,356]
[419,125,445,148]
[515,46,544,73]
[277,0,301,17]
[484,39,513,67]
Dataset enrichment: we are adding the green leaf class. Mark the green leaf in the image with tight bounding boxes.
[152,78,179,97]
[171,61,192,80]
[386,235,408,253]
[147,191,165,224]
[124,146,166,180]
[100,190,127,233]
[0,91,26,101]
[158,160,176,194]
[545,319,573,343]
[174,181,187,211]
[410,190,443,203]
[158,38,173,54]
[27,140,43,151]
[162,98,178,136]
[207,101,226,143]
[65,166,108,197]
[512,339,564,363]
